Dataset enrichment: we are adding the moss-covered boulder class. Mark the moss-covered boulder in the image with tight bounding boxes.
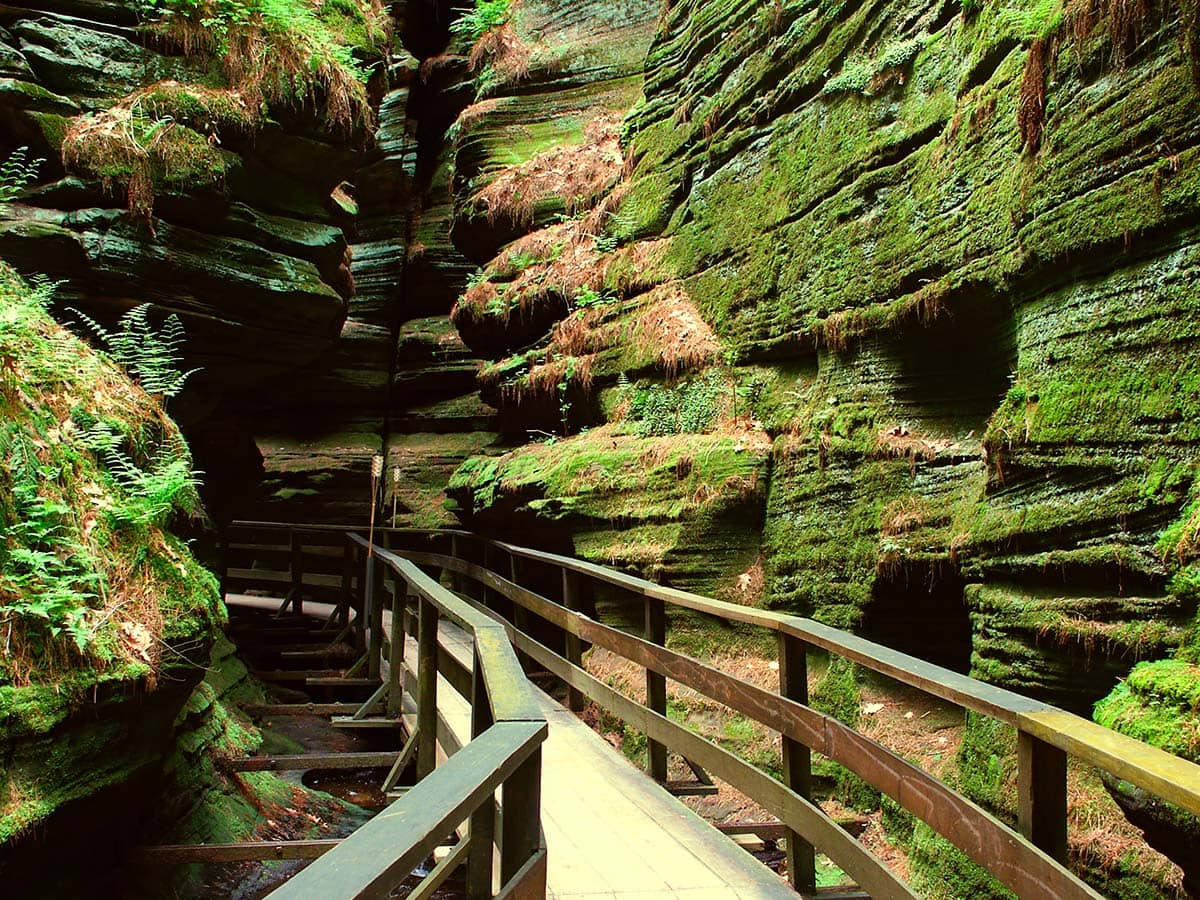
[0,262,224,883]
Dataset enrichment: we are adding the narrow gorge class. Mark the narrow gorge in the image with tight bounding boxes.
[4,0,1200,896]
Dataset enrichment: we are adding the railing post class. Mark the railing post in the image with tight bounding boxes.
[482,544,497,610]
[561,569,585,712]
[779,632,816,893]
[339,533,354,628]
[501,746,542,885]
[449,535,468,596]
[289,527,303,616]
[644,593,668,783]
[362,550,376,656]
[1018,728,1068,863]
[467,649,496,899]
[386,585,406,720]
[417,595,439,779]
[368,554,383,681]
[510,554,532,669]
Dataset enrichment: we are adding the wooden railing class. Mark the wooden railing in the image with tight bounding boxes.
[226,522,1200,899]
[234,527,548,900]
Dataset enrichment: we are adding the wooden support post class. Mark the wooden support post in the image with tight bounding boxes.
[562,569,585,712]
[338,534,353,628]
[386,587,406,720]
[367,554,383,681]
[482,544,496,611]
[644,593,668,783]
[1017,729,1068,863]
[350,542,366,651]
[289,528,303,616]
[501,746,542,885]
[417,595,439,780]
[467,650,496,899]
[450,535,467,596]
[511,555,532,669]
[779,632,816,893]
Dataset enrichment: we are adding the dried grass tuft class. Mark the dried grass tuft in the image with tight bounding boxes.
[62,81,253,221]
[872,425,959,463]
[471,112,624,225]
[151,0,381,133]
[625,283,720,377]
[1018,36,1055,153]
[469,22,531,84]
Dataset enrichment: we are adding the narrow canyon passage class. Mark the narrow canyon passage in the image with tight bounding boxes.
[4,0,1200,896]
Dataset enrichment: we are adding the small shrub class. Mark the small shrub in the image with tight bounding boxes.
[572,287,616,310]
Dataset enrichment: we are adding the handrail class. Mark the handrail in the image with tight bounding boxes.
[228,521,1200,897]
[267,722,545,899]
[408,547,1099,899]
[240,525,549,900]
[478,535,1200,816]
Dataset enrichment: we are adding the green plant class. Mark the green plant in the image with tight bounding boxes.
[630,371,725,437]
[449,0,510,43]
[508,250,540,271]
[572,287,616,310]
[484,294,510,317]
[592,232,619,254]
[557,356,578,434]
[83,423,200,526]
[0,147,42,205]
[69,304,199,398]
[0,262,219,689]
[1,433,100,652]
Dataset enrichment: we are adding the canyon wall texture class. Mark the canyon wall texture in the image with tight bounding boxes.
[4,0,1200,894]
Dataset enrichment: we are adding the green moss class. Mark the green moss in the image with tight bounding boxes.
[908,820,1017,900]
[611,174,677,242]
[957,712,1018,813]
[1095,660,1200,760]
[26,112,71,153]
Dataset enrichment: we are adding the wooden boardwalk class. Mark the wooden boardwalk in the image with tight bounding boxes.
[405,619,793,899]
[228,593,791,897]
[221,524,1200,899]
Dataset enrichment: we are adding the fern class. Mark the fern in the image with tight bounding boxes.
[2,431,101,650]
[70,303,200,397]
[83,423,200,526]
[0,146,43,205]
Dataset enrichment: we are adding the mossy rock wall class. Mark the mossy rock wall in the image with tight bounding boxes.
[599,0,1200,701]
[0,264,226,891]
[0,1,495,525]
[430,0,1200,729]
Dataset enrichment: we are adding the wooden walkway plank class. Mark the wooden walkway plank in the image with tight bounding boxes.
[404,618,794,899]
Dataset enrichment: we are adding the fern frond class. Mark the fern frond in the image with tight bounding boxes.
[68,306,114,347]
[0,147,43,204]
